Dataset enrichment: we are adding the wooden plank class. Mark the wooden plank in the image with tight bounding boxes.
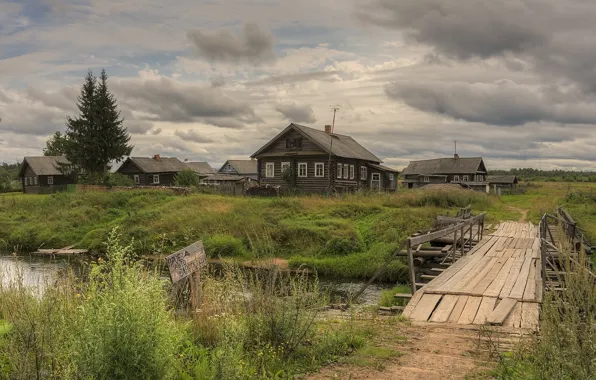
[457,296,482,324]
[487,298,517,325]
[430,294,459,323]
[500,256,524,298]
[448,296,468,323]
[409,294,443,322]
[471,258,506,296]
[460,257,498,293]
[402,291,424,318]
[520,302,540,330]
[473,297,497,324]
[509,255,534,299]
[523,259,537,301]
[503,302,522,328]
[484,258,515,297]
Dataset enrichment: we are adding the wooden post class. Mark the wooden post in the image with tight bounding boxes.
[407,239,416,294]
[540,217,547,285]
[469,221,473,252]
[189,271,201,312]
[460,225,465,256]
[453,229,458,263]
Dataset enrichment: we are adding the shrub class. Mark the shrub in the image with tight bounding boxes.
[105,172,134,187]
[321,235,364,256]
[204,234,247,258]
[175,169,199,187]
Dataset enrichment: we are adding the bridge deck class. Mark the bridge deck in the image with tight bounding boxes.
[403,222,542,330]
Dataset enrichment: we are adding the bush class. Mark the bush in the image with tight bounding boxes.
[105,172,135,187]
[175,169,199,187]
[204,234,247,258]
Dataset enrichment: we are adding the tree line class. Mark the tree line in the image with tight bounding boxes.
[491,168,596,182]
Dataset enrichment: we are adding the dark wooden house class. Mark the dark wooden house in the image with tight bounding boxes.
[251,123,399,193]
[116,155,188,186]
[185,161,216,182]
[402,155,488,192]
[19,156,74,194]
[218,160,258,181]
[488,175,518,190]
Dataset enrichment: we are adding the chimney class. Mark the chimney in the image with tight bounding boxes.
[184,158,188,162]
[454,154,459,160]
[153,154,161,161]
[324,124,332,134]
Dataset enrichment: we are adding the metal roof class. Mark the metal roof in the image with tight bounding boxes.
[402,157,485,175]
[185,162,216,175]
[251,123,382,163]
[219,160,257,175]
[20,156,71,176]
[127,157,188,173]
[488,175,518,184]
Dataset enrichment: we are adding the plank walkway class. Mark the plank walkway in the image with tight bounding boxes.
[403,221,541,331]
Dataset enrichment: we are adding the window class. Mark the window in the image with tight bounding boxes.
[343,164,349,179]
[298,163,307,177]
[462,175,469,182]
[337,163,343,179]
[389,173,394,181]
[360,166,367,180]
[281,162,290,173]
[453,175,460,182]
[315,163,324,177]
[371,173,381,190]
[285,138,302,149]
[134,175,140,185]
[423,176,429,183]
[153,175,160,184]
[24,177,28,186]
[349,165,355,179]
[476,175,484,182]
[47,176,54,185]
[265,163,275,178]
[34,177,38,185]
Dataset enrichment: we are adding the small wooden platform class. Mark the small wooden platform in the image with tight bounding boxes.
[33,248,89,256]
[403,221,541,331]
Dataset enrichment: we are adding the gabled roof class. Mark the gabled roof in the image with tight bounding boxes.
[251,123,382,163]
[20,156,71,176]
[219,160,257,175]
[488,175,518,184]
[185,162,216,175]
[124,157,188,173]
[402,157,485,176]
[367,163,399,173]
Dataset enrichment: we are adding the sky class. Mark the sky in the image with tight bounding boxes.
[2,0,596,171]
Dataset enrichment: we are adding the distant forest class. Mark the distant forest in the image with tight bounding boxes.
[0,163,21,192]
[490,168,596,182]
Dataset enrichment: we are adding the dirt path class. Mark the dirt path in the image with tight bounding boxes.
[505,205,528,222]
[309,323,496,380]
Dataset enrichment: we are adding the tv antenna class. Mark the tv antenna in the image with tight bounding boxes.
[327,105,340,194]
[331,105,340,133]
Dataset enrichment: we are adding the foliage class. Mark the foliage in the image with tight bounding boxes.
[0,163,20,193]
[204,234,248,258]
[174,169,200,187]
[64,69,132,183]
[105,172,135,187]
[491,168,596,182]
[43,131,69,156]
[378,284,411,307]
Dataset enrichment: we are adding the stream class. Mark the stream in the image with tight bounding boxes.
[0,254,391,306]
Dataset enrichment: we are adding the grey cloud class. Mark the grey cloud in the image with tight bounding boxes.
[210,75,225,88]
[246,70,340,86]
[202,117,248,129]
[386,80,596,126]
[112,76,260,126]
[187,23,275,65]
[174,129,215,143]
[126,120,154,135]
[275,102,316,124]
[26,86,79,113]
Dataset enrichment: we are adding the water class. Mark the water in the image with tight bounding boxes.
[0,254,391,305]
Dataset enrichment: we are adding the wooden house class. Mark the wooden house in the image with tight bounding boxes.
[218,160,258,181]
[402,155,488,192]
[488,175,518,190]
[185,161,216,182]
[251,123,399,193]
[116,155,188,186]
[19,156,74,194]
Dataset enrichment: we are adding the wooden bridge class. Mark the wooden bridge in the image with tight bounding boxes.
[403,221,542,329]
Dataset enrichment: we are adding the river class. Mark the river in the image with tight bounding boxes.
[0,254,391,305]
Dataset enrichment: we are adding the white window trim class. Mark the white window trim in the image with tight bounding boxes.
[389,173,394,181]
[298,162,308,178]
[423,176,430,183]
[34,177,38,185]
[47,176,54,185]
[24,177,28,186]
[462,175,469,182]
[453,175,460,182]
[371,173,381,189]
[281,162,290,173]
[361,166,367,180]
[343,164,349,179]
[265,162,275,178]
[133,175,140,185]
[314,162,324,178]
[337,163,343,179]
[349,165,355,180]
[476,174,484,182]
[153,174,160,184]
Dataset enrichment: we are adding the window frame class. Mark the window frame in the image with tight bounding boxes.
[314,162,324,178]
[34,176,38,185]
[298,162,308,178]
[360,166,367,181]
[133,175,140,185]
[453,175,460,182]
[389,173,394,181]
[265,162,275,178]
[24,177,28,186]
[462,175,469,182]
[343,164,349,179]
[423,176,430,183]
[349,165,355,180]
[337,163,343,179]
[153,174,160,184]
[476,174,484,182]
[281,162,291,174]
[47,176,54,185]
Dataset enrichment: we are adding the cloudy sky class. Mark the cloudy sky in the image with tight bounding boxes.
[2,0,596,171]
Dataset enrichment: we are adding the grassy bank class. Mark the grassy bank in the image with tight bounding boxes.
[0,188,490,282]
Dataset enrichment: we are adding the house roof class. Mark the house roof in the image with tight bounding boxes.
[204,174,247,182]
[488,175,518,184]
[220,160,257,174]
[185,162,216,175]
[367,163,399,173]
[20,156,71,176]
[126,157,188,173]
[402,157,485,176]
[251,123,382,163]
